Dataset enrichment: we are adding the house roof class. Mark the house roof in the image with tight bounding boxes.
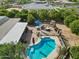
[0,18,20,40]
[0,22,27,44]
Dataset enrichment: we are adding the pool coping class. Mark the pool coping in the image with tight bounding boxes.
[47,36,62,59]
[27,36,62,59]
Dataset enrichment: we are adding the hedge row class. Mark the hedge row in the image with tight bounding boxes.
[0,8,79,35]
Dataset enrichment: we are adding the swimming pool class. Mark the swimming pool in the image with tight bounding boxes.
[26,37,56,59]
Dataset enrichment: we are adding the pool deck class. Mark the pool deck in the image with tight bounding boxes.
[47,36,62,59]
[26,25,62,59]
[28,36,62,59]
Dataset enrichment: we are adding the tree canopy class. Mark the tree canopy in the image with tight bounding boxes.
[27,13,35,24]
[38,9,48,21]
[64,15,78,27]
[70,46,79,59]
[0,43,27,59]
[70,20,79,35]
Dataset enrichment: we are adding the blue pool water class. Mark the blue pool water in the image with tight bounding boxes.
[26,37,56,59]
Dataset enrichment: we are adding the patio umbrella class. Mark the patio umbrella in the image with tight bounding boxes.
[34,20,42,26]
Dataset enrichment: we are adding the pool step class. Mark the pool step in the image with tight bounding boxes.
[40,51,47,57]
[46,43,53,48]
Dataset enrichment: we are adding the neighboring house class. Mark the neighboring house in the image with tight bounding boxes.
[0,16,28,44]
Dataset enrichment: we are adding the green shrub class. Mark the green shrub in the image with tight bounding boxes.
[11,10,19,16]
[48,9,60,20]
[20,13,27,22]
[64,15,78,27]
[48,8,65,22]
[6,9,20,18]
[29,10,38,19]
[17,9,28,21]
[38,9,48,21]
[0,43,26,59]
[62,8,77,18]
[70,20,79,35]
[70,46,79,59]
[7,11,15,18]
[0,9,8,16]
[21,9,28,13]
[27,13,35,24]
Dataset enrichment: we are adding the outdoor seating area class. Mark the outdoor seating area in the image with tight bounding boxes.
[40,24,56,36]
[24,20,66,59]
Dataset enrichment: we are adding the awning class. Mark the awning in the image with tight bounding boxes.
[0,22,27,44]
